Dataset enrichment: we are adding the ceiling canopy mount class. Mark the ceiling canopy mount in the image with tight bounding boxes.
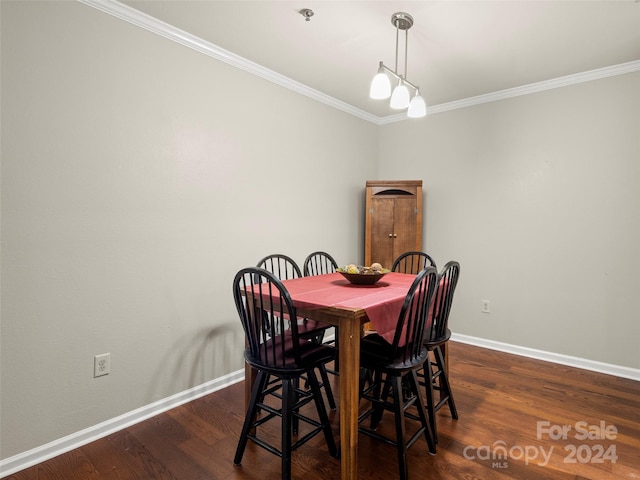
[391,12,413,31]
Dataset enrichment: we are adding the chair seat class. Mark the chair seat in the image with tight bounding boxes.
[245,335,335,374]
[361,333,428,371]
[424,328,451,349]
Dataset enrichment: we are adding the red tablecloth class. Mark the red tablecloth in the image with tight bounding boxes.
[282,272,417,344]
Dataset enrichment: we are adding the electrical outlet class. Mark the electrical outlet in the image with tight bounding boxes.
[94,353,110,377]
[481,300,491,314]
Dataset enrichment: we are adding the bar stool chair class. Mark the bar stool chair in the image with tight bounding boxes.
[358,266,439,480]
[420,261,460,444]
[232,267,338,480]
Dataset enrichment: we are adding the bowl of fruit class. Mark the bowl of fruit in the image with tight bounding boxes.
[336,263,390,285]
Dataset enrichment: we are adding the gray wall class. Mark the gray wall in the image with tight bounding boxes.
[1,1,377,459]
[378,73,640,368]
[1,0,638,466]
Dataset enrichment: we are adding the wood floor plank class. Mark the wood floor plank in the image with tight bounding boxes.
[6,341,639,480]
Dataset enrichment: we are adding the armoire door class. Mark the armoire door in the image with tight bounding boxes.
[368,195,395,268]
[391,195,421,262]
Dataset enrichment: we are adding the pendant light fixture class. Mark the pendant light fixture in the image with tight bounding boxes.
[369,12,426,118]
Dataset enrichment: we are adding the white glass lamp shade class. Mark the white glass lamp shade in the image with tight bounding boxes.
[370,70,391,99]
[390,82,410,109]
[407,93,427,118]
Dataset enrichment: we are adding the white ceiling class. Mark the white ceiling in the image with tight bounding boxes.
[121,1,640,118]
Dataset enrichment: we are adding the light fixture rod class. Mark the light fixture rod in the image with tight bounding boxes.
[394,21,399,73]
[392,13,413,79]
[378,63,420,93]
[404,28,408,79]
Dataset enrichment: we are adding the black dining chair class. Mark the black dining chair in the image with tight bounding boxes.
[392,251,437,274]
[232,267,338,480]
[420,261,460,444]
[257,254,336,409]
[358,266,439,480]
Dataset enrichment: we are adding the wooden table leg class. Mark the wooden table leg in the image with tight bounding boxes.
[339,316,360,480]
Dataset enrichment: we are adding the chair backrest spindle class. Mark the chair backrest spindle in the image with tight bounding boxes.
[389,266,438,365]
[425,261,460,344]
[257,254,302,280]
[392,251,437,274]
[304,251,338,276]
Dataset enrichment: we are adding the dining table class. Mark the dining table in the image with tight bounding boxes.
[243,271,420,480]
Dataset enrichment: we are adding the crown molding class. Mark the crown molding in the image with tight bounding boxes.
[80,0,640,126]
[424,60,640,118]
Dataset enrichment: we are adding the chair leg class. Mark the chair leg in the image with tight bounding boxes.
[390,375,409,480]
[408,370,436,454]
[317,364,337,410]
[358,369,436,480]
[306,368,338,457]
[235,366,336,480]
[422,355,438,444]
[234,370,269,465]
[359,367,373,393]
[370,372,387,429]
[434,346,458,419]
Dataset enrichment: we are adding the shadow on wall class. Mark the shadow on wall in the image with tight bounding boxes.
[146,323,242,402]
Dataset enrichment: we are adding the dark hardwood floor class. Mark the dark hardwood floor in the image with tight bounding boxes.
[6,341,640,480]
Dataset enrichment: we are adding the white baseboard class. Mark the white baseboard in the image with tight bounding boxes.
[451,333,640,382]
[3,335,638,477]
[0,369,245,478]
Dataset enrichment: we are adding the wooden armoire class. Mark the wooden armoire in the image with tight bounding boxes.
[364,180,423,270]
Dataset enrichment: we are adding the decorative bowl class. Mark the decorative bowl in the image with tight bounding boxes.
[337,268,390,285]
